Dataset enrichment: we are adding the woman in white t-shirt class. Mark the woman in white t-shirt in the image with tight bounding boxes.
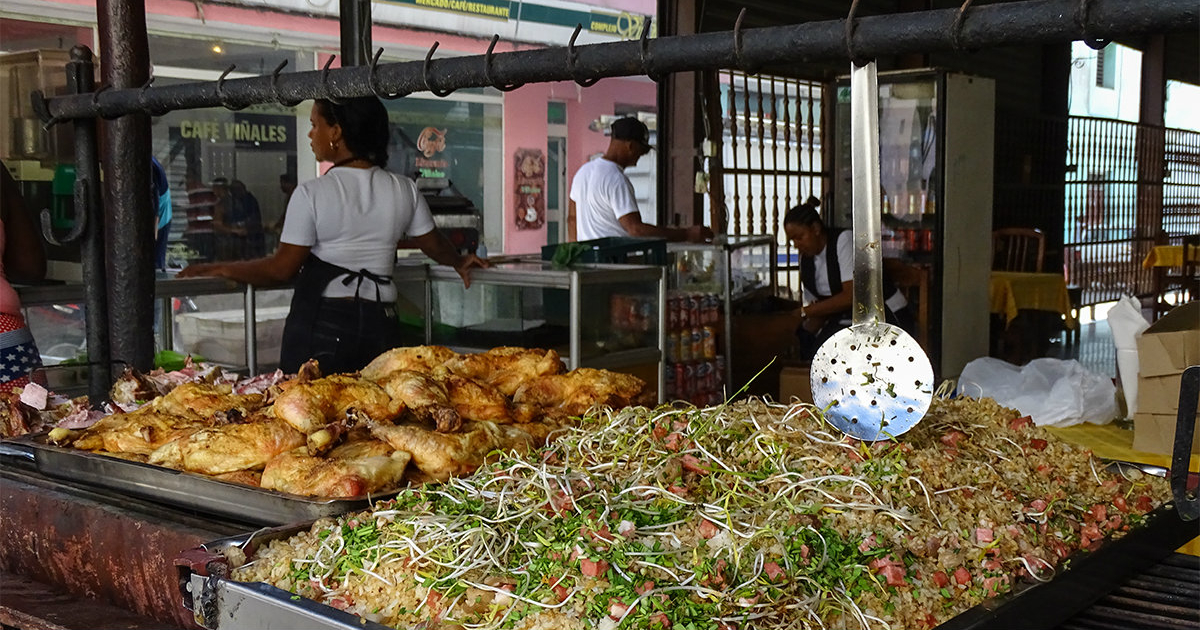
[180,97,486,373]
[783,197,913,361]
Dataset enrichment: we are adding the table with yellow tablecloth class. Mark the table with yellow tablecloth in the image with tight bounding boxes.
[989,271,1077,329]
[1141,243,1200,269]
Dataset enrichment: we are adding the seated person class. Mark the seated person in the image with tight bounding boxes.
[783,197,915,361]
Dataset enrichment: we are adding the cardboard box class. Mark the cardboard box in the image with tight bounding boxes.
[1137,373,1194,415]
[779,365,812,404]
[1137,302,1199,378]
[730,310,800,398]
[1132,412,1200,456]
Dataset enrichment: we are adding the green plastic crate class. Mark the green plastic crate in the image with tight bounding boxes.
[541,237,668,266]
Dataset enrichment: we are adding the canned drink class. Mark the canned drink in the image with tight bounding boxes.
[664,364,676,400]
[715,355,726,386]
[694,361,709,394]
[667,296,679,331]
[677,331,692,363]
[688,295,701,327]
[673,363,686,399]
[665,332,679,364]
[923,228,934,253]
[701,326,717,360]
[690,328,703,362]
[682,363,695,398]
[640,297,655,332]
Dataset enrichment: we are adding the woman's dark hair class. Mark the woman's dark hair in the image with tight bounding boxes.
[315,97,391,167]
[783,195,823,227]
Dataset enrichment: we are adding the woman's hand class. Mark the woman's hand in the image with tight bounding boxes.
[453,254,490,289]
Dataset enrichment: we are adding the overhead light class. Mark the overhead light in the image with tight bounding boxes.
[211,42,224,54]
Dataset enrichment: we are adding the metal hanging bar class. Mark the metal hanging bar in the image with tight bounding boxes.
[34,0,1196,123]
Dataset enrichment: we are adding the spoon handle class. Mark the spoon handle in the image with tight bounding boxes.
[850,61,885,326]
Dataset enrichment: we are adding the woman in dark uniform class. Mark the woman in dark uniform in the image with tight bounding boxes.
[783,197,915,361]
[180,96,486,373]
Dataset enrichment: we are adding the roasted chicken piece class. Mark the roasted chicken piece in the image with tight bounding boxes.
[147,416,305,475]
[513,368,648,419]
[376,370,462,432]
[272,375,402,434]
[431,369,514,424]
[442,347,566,397]
[361,346,460,381]
[367,419,552,482]
[212,470,262,487]
[69,410,210,455]
[143,382,266,421]
[260,443,411,497]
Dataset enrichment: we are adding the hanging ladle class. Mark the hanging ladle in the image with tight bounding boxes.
[810,60,934,442]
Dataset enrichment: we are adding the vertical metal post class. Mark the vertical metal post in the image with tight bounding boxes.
[340,0,372,67]
[243,284,258,376]
[97,0,155,373]
[67,46,112,404]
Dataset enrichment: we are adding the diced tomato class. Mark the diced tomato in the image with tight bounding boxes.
[764,561,786,582]
[1029,438,1048,451]
[932,571,949,588]
[983,576,1008,595]
[954,567,971,585]
[1113,496,1129,513]
[799,544,811,559]
[635,580,656,595]
[1082,524,1102,541]
[698,519,720,539]
[941,430,966,448]
[923,613,940,629]
[681,454,709,475]
[983,559,1002,571]
[1089,504,1107,523]
[553,584,569,602]
[652,423,668,440]
[580,558,609,577]
[1107,514,1124,530]
[609,600,630,618]
[328,596,353,610]
[1135,495,1154,512]
[648,612,672,629]
[667,484,688,496]
[1008,415,1033,430]
[858,533,877,553]
[617,520,637,537]
[1029,499,1048,512]
[975,527,994,544]
[1036,463,1053,474]
[868,557,892,570]
[664,432,686,452]
[736,593,761,607]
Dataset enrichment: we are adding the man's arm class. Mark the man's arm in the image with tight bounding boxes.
[617,213,713,243]
[567,200,578,242]
[177,242,309,285]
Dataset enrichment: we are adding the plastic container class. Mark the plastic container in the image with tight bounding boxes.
[541,237,667,266]
[176,306,290,368]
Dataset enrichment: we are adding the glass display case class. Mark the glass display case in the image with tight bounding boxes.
[394,260,666,402]
[666,235,777,403]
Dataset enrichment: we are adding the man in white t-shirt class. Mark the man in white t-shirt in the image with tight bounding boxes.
[568,117,711,243]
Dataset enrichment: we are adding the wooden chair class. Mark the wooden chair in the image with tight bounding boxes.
[884,258,931,351]
[992,227,1046,272]
[1159,234,1200,317]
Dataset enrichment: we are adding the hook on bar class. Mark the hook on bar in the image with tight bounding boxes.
[1075,0,1108,50]
[216,65,249,111]
[321,55,344,104]
[733,9,759,75]
[422,42,457,97]
[950,0,977,51]
[639,16,660,82]
[138,76,169,117]
[567,25,600,88]
[844,0,868,67]
[40,178,89,246]
[484,36,524,92]
[30,90,60,129]
[369,48,407,99]
[271,60,303,107]
[91,84,122,120]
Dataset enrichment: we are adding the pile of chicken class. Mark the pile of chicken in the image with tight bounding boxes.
[45,346,651,498]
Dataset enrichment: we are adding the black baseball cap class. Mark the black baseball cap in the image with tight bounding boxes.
[611,117,654,151]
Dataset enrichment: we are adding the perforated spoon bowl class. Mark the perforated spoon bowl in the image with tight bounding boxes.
[810,61,934,442]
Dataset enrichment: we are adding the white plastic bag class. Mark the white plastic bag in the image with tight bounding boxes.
[958,357,1117,427]
[1106,295,1150,417]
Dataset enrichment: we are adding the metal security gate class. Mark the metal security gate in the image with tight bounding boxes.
[1064,116,1200,307]
[715,70,827,297]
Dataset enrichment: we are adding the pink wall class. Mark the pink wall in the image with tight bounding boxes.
[501,77,656,254]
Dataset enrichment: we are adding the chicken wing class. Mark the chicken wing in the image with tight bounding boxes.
[376,370,462,432]
[431,369,514,424]
[512,368,648,419]
[272,375,402,434]
[145,382,266,421]
[147,416,305,475]
[361,346,460,381]
[443,347,566,397]
[260,447,410,497]
[70,410,210,455]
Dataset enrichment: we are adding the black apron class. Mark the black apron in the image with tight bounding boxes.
[279,253,400,374]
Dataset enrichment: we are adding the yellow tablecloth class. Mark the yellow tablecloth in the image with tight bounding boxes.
[1048,422,1199,555]
[1142,244,1200,269]
[989,271,1076,329]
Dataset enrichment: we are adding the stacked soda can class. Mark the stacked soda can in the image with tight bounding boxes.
[664,290,725,406]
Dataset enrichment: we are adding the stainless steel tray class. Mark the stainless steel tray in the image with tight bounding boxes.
[176,506,1197,630]
[0,434,401,526]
